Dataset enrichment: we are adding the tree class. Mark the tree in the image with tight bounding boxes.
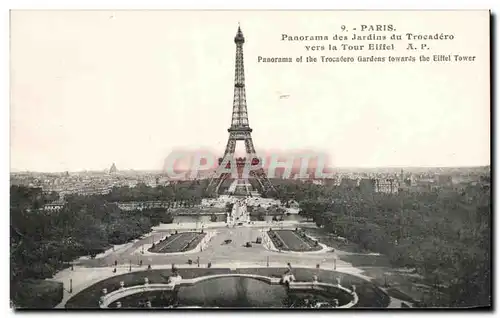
[10,185,180,306]
[291,179,491,307]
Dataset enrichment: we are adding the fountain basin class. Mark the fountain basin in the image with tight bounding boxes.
[103,274,357,308]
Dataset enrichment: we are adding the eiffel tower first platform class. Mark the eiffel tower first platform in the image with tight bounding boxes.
[207,26,276,196]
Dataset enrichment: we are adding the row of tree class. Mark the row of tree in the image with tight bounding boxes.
[104,180,211,204]
[291,182,490,307]
[10,185,179,307]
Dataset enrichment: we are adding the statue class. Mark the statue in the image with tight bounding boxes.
[281,269,295,285]
[120,281,125,289]
[102,288,108,295]
[144,277,149,285]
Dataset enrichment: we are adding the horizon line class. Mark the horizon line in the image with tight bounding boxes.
[10,164,491,174]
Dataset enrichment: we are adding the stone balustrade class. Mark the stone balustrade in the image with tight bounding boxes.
[99,273,358,309]
[102,283,176,307]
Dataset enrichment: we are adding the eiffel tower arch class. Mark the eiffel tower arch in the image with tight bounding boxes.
[207,26,276,196]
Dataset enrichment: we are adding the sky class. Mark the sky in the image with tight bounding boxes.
[10,10,490,172]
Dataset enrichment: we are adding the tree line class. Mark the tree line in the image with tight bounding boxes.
[10,184,189,307]
[104,180,210,205]
[291,182,490,307]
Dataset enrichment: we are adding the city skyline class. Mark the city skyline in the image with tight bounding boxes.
[9,163,490,174]
[10,11,490,172]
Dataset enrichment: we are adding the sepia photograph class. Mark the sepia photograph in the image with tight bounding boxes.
[9,9,491,309]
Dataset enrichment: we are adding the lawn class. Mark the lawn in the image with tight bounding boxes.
[148,232,206,253]
[338,254,392,268]
[268,230,322,252]
[300,227,438,306]
[301,228,368,253]
[360,267,450,306]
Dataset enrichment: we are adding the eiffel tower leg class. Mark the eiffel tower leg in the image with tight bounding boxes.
[244,137,256,155]
[208,136,237,193]
[243,136,276,194]
[251,170,265,188]
[224,138,237,157]
[215,173,231,193]
[253,168,276,193]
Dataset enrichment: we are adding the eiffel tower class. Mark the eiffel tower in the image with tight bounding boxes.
[207,26,276,195]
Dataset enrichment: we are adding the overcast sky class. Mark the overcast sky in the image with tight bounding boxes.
[10,10,490,172]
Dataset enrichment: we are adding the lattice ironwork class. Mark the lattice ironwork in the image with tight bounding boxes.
[208,26,276,195]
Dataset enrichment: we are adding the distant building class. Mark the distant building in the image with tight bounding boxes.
[288,199,300,209]
[75,185,113,196]
[311,179,324,185]
[340,178,358,189]
[117,201,171,211]
[156,176,171,186]
[480,175,491,184]
[403,178,412,187]
[437,175,453,186]
[109,163,118,174]
[375,178,399,194]
[43,199,65,212]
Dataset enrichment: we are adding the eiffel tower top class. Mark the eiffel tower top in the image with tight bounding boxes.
[229,25,251,133]
[234,25,245,44]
